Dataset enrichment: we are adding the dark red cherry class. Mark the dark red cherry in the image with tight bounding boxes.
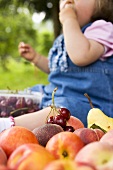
[47,116,54,124]
[59,108,71,120]
[54,114,67,128]
[64,126,75,132]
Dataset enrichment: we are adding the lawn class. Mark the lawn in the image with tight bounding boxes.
[0,59,48,90]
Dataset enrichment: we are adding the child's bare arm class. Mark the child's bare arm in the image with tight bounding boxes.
[14,107,52,131]
[18,42,50,74]
[59,1,105,66]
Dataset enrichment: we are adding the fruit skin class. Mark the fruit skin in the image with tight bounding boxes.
[87,108,113,132]
[100,129,113,145]
[0,165,9,170]
[0,147,7,165]
[74,128,104,145]
[32,124,64,147]
[0,126,39,158]
[43,159,95,170]
[59,108,71,120]
[67,116,84,130]
[7,143,56,170]
[75,141,113,170]
[46,131,84,160]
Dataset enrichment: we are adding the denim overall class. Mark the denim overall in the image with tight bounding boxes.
[31,24,113,127]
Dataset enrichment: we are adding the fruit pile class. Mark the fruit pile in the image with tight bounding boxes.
[0,93,40,117]
[0,88,113,170]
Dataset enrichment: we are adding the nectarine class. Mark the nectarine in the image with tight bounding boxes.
[74,127,104,145]
[46,131,84,160]
[7,143,56,170]
[0,126,39,158]
[0,147,7,165]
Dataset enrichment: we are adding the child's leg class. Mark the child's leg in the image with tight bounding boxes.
[14,107,52,131]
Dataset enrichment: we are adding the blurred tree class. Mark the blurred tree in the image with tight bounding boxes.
[0,0,62,38]
[0,8,38,70]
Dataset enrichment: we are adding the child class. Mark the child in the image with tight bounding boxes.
[0,0,113,132]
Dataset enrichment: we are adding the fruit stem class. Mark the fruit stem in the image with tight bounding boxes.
[52,87,58,107]
[84,93,94,109]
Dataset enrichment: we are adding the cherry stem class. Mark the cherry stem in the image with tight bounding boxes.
[52,87,58,107]
[84,93,94,109]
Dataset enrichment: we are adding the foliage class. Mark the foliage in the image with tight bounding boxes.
[0,0,62,38]
[0,6,54,69]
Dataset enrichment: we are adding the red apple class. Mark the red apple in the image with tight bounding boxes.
[100,129,113,145]
[0,126,39,158]
[46,131,84,160]
[0,147,7,165]
[75,141,113,170]
[67,116,84,130]
[74,127,105,145]
[44,159,95,170]
[7,143,56,170]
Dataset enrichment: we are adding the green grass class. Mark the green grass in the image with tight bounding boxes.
[0,59,49,90]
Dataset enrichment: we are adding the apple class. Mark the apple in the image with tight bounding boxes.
[0,126,39,158]
[44,159,95,170]
[0,147,7,165]
[75,141,113,170]
[100,129,113,145]
[7,143,56,170]
[67,116,84,130]
[74,127,105,145]
[46,131,84,160]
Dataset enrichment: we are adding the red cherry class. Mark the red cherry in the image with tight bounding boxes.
[64,126,75,132]
[59,108,71,120]
[47,116,54,124]
[54,114,67,128]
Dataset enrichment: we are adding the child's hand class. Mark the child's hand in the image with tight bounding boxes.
[59,0,77,25]
[18,42,37,62]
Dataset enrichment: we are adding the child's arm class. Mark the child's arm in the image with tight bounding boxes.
[18,42,50,74]
[14,107,52,131]
[59,1,105,66]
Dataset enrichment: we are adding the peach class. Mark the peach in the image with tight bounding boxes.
[67,116,84,130]
[74,128,105,145]
[7,143,56,170]
[75,141,113,170]
[100,129,113,146]
[0,126,39,158]
[32,124,64,147]
[46,131,84,160]
[0,147,7,165]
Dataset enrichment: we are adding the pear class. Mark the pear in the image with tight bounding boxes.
[87,108,113,132]
[84,93,113,133]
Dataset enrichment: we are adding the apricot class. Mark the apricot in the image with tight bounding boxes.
[32,124,64,147]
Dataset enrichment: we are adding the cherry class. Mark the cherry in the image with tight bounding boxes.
[47,116,54,124]
[54,114,67,128]
[59,108,71,120]
[64,126,75,132]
